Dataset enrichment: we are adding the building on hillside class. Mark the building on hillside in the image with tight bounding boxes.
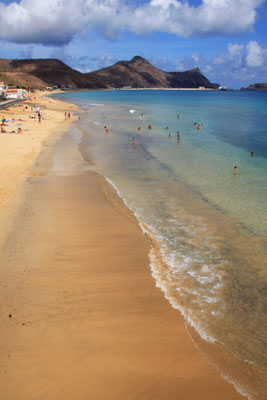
[4,89,24,99]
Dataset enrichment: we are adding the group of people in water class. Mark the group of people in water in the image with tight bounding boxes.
[103,111,254,172]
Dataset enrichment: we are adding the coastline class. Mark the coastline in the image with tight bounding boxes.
[0,93,244,399]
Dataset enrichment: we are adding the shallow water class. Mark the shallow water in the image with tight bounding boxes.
[54,90,267,399]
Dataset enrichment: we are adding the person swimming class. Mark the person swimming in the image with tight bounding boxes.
[250,152,254,156]
[148,124,152,129]
[168,134,172,138]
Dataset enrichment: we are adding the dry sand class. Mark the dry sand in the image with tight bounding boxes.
[0,94,244,399]
[0,91,78,245]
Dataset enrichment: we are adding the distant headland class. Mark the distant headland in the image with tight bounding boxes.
[241,82,267,91]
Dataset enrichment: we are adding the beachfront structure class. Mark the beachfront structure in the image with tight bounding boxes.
[0,82,5,91]
[5,89,24,99]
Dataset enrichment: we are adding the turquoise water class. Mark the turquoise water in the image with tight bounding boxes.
[54,90,267,399]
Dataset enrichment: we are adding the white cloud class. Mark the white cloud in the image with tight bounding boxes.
[212,40,267,70]
[245,40,265,67]
[128,0,264,37]
[0,0,264,46]
[207,40,267,87]
[213,43,244,66]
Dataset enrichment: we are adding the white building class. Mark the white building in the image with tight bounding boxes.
[4,89,24,99]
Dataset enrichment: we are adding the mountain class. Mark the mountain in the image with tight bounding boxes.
[0,58,91,89]
[241,83,267,91]
[0,56,219,90]
[85,56,219,89]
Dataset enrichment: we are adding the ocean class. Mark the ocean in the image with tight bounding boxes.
[53,89,267,400]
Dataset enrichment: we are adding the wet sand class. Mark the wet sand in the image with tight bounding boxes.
[0,125,244,400]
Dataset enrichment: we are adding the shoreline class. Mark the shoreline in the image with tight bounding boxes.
[0,93,245,399]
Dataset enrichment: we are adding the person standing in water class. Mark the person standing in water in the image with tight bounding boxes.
[233,166,237,174]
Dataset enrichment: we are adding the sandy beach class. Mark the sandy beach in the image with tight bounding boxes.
[0,93,244,400]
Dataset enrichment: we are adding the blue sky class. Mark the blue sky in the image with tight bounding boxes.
[0,0,266,88]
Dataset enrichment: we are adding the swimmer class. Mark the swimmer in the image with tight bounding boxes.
[148,124,152,130]
[197,125,200,130]
[177,131,181,139]
[193,122,197,126]
[132,137,136,145]
[168,134,172,138]
[137,126,141,132]
[233,166,237,174]
[177,114,179,119]
[164,126,169,130]
[104,126,109,134]
[250,152,254,156]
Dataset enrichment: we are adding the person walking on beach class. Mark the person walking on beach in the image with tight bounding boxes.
[38,112,41,123]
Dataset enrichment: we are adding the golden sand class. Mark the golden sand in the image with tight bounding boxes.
[0,92,244,399]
